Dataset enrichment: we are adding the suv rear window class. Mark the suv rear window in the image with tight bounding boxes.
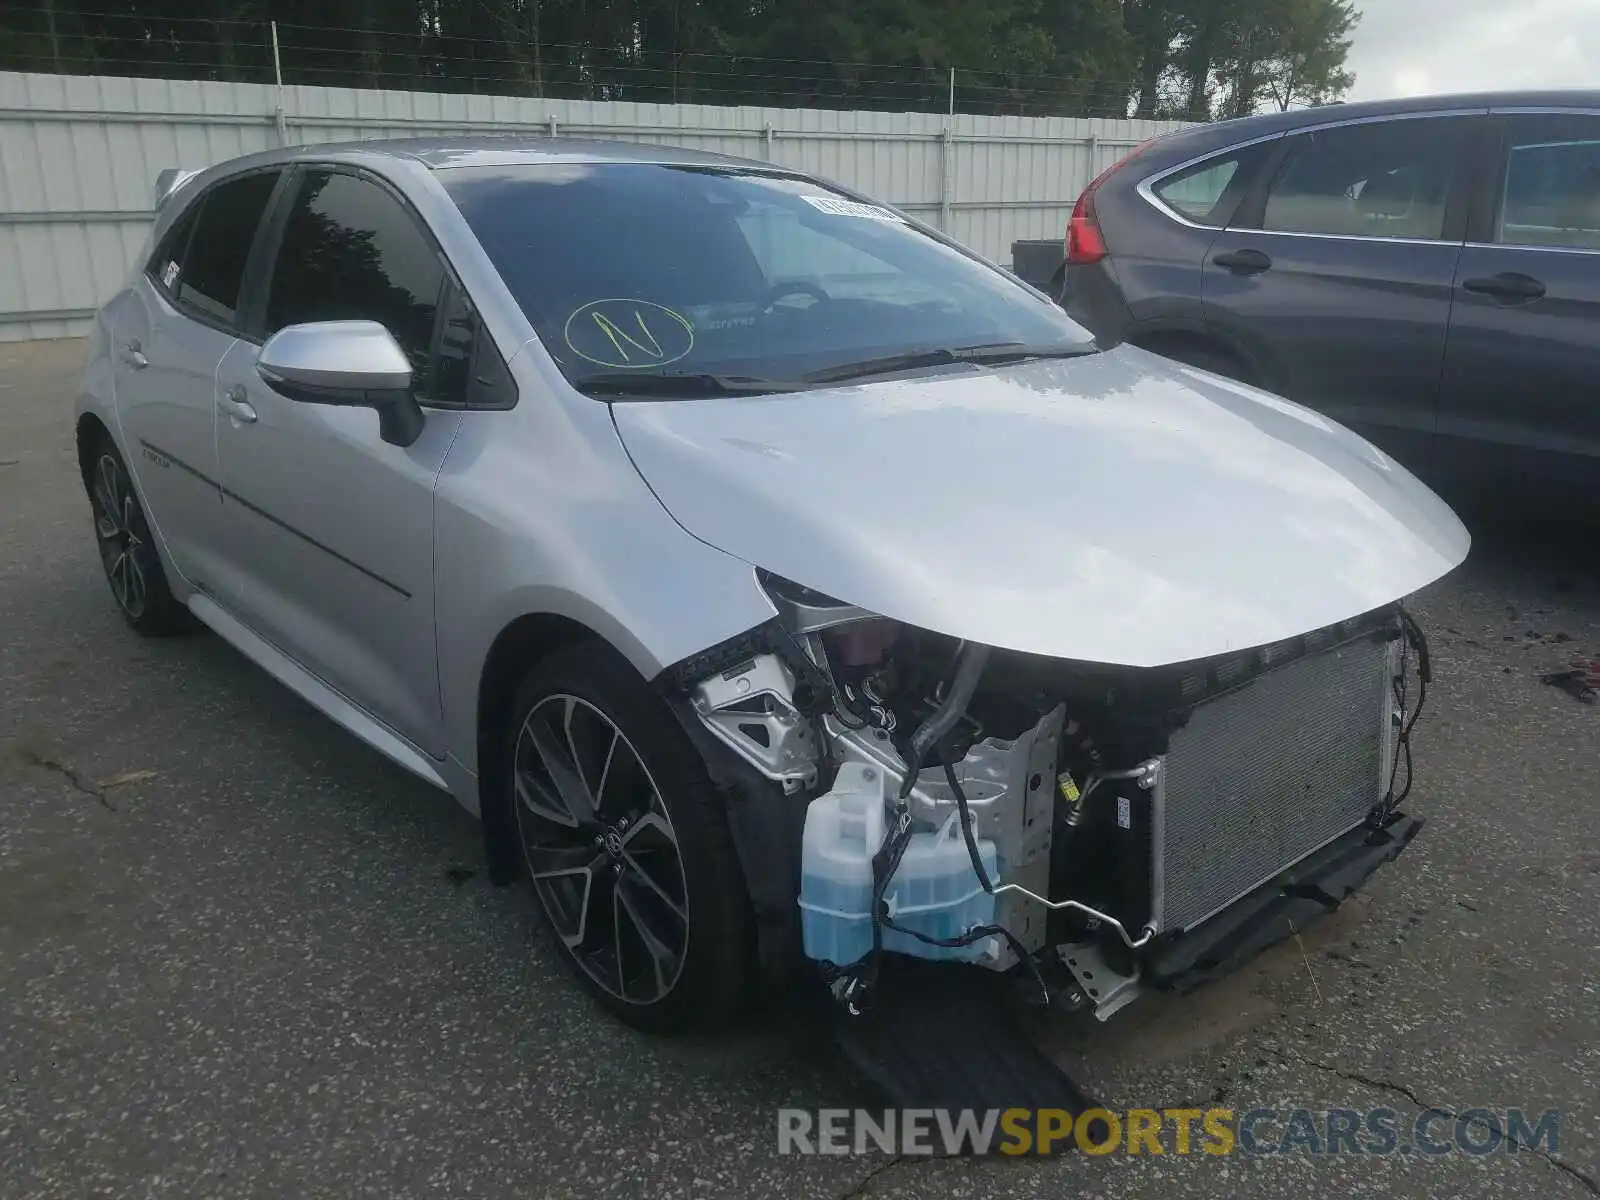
[1499,129,1600,251]
[1262,118,1467,241]
[1150,144,1269,227]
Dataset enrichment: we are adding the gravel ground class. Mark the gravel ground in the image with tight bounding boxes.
[2,337,1597,1199]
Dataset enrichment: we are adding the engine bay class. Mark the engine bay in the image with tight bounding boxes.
[675,573,1427,1021]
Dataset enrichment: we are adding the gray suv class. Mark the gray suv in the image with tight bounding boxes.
[1063,92,1600,504]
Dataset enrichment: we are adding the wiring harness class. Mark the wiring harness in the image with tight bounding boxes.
[1373,605,1431,826]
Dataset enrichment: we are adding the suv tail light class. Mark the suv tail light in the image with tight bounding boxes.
[1065,138,1158,266]
[1065,189,1108,265]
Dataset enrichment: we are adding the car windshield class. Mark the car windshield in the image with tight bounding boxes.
[441,162,1096,395]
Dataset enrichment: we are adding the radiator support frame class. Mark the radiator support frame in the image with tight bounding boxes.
[1145,623,1403,936]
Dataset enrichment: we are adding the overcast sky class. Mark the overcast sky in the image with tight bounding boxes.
[1345,0,1600,100]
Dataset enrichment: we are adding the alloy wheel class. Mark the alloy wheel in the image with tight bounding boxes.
[90,453,148,619]
[512,693,690,1005]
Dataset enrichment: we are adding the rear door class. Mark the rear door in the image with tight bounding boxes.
[211,166,465,755]
[112,169,281,586]
[1436,110,1600,497]
[1201,113,1480,468]
[1121,139,1276,326]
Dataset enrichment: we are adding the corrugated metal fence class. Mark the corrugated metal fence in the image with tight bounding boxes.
[0,70,1184,341]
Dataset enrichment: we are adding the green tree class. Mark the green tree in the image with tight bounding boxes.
[1170,0,1356,120]
[0,0,1360,117]
[1260,0,1357,110]
[1031,0,1136,118]
[1124,0,1183,118]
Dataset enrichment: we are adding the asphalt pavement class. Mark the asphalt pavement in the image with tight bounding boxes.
[2,338,1597,1198]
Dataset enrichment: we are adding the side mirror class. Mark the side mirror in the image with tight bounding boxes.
[257,320,426,447]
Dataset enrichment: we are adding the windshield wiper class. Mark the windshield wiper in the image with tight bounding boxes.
[577,371,804,398]
[578,343,1096,397]
[799,341,1096,386]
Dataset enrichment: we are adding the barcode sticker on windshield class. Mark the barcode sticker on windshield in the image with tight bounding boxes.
[801,195,904,222]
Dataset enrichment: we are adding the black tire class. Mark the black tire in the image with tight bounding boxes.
[83,435,196,636]
[502,641,753,1034]
[1047,265,1067,306]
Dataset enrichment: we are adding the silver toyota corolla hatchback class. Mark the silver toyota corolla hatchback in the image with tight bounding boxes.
[76,137,1469,1034]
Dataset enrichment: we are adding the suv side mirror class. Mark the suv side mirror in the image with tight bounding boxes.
[257,320,426,447]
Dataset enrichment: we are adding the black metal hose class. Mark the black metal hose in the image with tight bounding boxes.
[898,641,991,798]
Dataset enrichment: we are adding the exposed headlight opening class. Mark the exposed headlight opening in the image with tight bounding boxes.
[675,583,1431,1027]
[756,569,880,635]
[690,652,820,795]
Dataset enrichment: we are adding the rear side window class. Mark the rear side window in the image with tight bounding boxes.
[1150,144,1268,227]
[173,171,280,326]
[263,170,445,376]
[1262,118,1468,241]
[148,202,203,295]
[1497,116,1600,251]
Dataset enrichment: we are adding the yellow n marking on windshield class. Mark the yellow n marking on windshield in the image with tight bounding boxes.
[591,310,665,363]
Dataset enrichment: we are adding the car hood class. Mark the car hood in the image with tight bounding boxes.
[610,346,1469,667]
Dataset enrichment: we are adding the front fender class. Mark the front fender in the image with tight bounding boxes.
[432,388,779,777]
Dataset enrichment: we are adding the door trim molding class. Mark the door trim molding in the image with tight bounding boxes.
[138,438,411,599]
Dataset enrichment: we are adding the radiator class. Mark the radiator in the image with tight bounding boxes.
[1151,629,1399,933]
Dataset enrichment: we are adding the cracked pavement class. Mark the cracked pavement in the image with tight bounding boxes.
[3,338,1598,1198]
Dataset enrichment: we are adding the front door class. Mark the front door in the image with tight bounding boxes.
[1201,114,1477,469]
[1437,112,1600,499]
[212,167,463,756]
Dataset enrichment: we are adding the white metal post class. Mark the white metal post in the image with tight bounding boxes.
[938,68,955,231]
[270,21,288,145]
[939,124,953,231]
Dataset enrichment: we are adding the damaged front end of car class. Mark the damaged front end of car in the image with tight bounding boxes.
[659,569,1430,1026]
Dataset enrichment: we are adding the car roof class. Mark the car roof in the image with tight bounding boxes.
[1233,89,1598,132]
[156,136,784,210]
[1120,88,1600,174]
[156,135,785,215]
[238,135,771,173]
[1143,89,1600,159]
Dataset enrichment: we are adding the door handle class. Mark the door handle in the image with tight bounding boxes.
[219,384,258,424]
[1462,272,1546,302]
[120,339,148,369]
[1212,248,1273,275]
